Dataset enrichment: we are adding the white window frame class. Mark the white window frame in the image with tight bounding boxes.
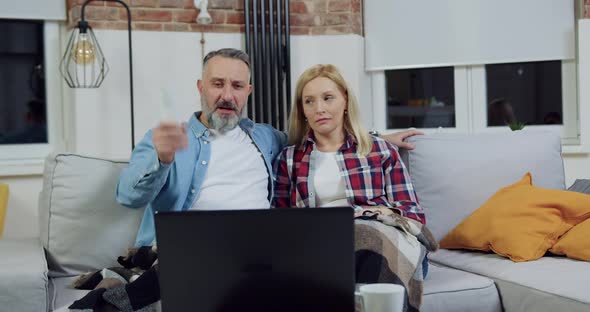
[371,1,585,153]
[371,61,580,145]
[0,22,65,176]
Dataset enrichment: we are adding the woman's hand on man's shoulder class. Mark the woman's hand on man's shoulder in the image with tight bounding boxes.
[379,129,424,150]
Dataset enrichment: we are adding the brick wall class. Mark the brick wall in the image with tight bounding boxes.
[289,0,362,35]
[66,0,363,35]
[65,0,590,34]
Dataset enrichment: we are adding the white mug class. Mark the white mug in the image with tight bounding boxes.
[355,283,405,312]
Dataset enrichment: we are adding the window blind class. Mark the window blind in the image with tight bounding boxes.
[0,0,66,21]
[364,0,575,71]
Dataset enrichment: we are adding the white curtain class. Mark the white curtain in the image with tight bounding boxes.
[364,0,575,71]
[0,0,66,21]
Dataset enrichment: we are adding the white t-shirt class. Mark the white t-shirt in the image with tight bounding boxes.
[191,126,270,210]
[313,151,348,207]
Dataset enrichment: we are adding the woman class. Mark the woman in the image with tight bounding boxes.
[272,64,433,311]
[272,64,424,224]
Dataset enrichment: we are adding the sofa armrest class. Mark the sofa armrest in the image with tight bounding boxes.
[0,238,48,312]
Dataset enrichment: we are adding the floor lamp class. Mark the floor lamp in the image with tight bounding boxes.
[59,0,135,151]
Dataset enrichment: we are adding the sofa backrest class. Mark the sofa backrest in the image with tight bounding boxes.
[400,130,565,242]
[38,153,145,276]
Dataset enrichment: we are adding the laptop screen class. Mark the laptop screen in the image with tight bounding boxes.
[155,208,355,312]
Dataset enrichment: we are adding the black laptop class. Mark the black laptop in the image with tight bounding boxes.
[154,208,355,312]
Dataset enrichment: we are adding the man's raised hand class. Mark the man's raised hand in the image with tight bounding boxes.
[152,122,188,164]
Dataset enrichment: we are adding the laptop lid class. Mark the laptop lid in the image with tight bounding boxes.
[155,208,355,312]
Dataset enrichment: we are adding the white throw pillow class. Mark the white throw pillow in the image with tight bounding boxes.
[38,154,145,276]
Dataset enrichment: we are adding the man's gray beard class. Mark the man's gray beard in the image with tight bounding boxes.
[202,98,240,132]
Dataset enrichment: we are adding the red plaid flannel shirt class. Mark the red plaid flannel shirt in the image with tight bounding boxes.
[272,133,425,224]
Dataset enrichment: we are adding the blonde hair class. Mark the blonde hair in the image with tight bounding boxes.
[288,64,372,156]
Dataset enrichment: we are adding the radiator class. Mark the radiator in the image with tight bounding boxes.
[244,0,291,131]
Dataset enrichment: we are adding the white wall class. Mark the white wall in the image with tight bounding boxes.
[563,19,590,187]
[564,156,590,186]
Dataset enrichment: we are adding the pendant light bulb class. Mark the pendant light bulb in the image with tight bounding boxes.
[72,33,96,65]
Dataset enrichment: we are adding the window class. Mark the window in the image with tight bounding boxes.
[375,60,577,141]
[485,61,562,127]
[0,20,47,145]
[0,20,64,175]
[382,60,571,130]
[385,67,455,129]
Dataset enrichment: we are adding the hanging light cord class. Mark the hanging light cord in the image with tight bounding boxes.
[200,31,206,60]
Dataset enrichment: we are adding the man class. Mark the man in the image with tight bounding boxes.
[116,48,285,247]
[116,48,420,247]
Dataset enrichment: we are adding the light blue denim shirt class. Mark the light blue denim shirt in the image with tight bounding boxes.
[116,113,287,246]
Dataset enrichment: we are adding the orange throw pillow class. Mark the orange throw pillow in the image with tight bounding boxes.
[440,173,590,262]
[550,218,590,261]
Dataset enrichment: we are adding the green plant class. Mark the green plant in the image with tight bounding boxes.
[508,122,526,131]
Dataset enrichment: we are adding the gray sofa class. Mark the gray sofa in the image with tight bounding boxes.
[1,131,589,312]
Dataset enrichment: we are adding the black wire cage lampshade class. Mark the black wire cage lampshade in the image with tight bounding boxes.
[59,0,135,150]
[60,20,109,88]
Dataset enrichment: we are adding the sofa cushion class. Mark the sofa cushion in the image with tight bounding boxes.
[38,153,145,276]
[400,131,565,242]
[422,263,501,312]
[430,249,590,312]
[0,239,48,312]
[550,218,590,262]
[440,173,590,262]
